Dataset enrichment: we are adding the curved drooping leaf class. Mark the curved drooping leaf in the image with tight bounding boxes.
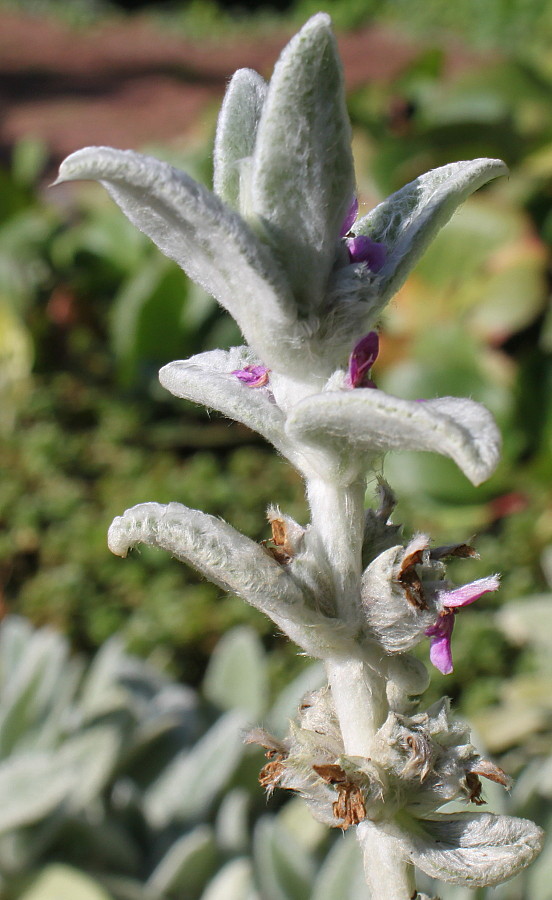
[108,501,305,620]
[158,347,289,456]
[286,389,500,486]
[404,812,543,887]
[108,501,356,658]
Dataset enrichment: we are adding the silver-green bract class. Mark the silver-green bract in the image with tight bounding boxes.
[56,12,542,898]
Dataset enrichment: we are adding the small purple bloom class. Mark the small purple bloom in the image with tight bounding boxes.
[346,331,379,389]
[232,365,270,387]
[340,196,359,237]
[346,235,387,271]
[425,575,500,675]
[340,196,387,272]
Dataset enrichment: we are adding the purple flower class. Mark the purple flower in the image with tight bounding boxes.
[232,365,270,387]
[340,197,387,272]
[340,196,360,237]
[425,575,500,674]
[346,332,379,389]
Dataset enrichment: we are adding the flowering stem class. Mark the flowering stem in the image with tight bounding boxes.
[308,475,414,897]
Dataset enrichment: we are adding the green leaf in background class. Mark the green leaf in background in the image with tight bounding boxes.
[379,199,546,355]
[58,726,122,810]
[0,622,76,758]
[144,710,248,827]
[253,816,315,900]
[267,661,324,737]
[146,825,217,897]
[527,829,552,900]
[0,754,70,833]
[0,297,33,432]
[203,625,268,718]
[201,857,258,900]
[109,257,197,388]
[311,830,368,900]
[215,788,251,855]
[19,864,113,900]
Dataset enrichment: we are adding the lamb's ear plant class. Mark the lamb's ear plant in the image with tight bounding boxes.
[55,13,543,899]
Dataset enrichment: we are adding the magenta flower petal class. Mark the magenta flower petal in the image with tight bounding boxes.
[426,612,455,675]
[347,331,379,388]
[440,575,500,609]
[345,235,387,271]
[232,365,270,387]
[340,196,359,237]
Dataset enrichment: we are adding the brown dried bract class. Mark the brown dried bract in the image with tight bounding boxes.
[313,763,348,785]
[259,757,286,792]
[333,782,366,829]
[471,759,512,789]
[244,728,286,756]
[313,764,366,830]
[398,548,428,610]
[401,732,433,781]
[430,543,478,561]
[466,772,486,805]
[264,517,294,564]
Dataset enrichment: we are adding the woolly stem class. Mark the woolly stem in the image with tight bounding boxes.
[308,475,415,898]
[357,821,416,900]
[325,654,384,753]
[306,476,365,625]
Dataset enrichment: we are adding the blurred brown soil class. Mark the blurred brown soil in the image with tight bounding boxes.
[0,9,480,172]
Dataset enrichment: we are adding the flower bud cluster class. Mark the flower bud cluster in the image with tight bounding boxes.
[247,689,511,838]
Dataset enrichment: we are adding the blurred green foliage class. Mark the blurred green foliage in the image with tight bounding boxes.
[0,615,339,900]
[3,0,552,53]
[4,613,551,900]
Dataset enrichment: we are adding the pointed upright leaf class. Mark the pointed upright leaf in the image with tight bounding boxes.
[201,858,258,900]
[19,865,112,900]
[214,68,267,209]
[355,158,508,308]
[253,816,315,900]
[252,13,354,312]
[311,830,368,900]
